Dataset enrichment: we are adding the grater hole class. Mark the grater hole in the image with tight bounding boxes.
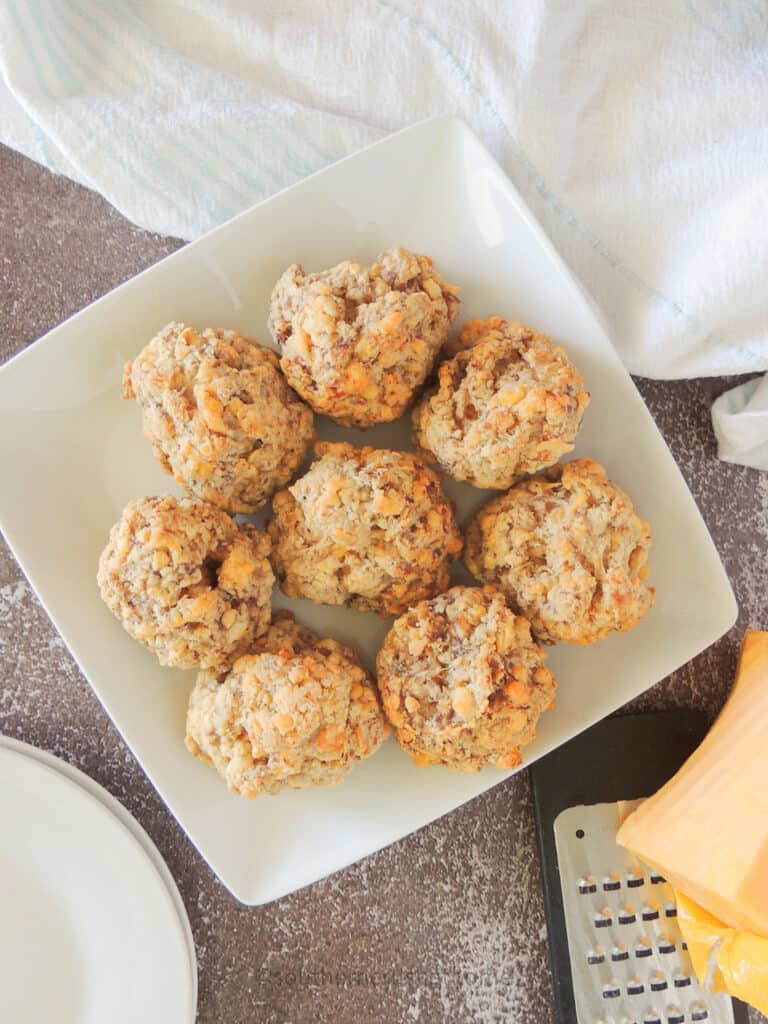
[649,872,665,884]
[641,902,660,921]
[601,980,620,999]
[642,1012,662,1024]
[680,940,688,951]
[576,828,585,839]
[664,900,677,918]
[626,977,645,996]
[666,1009,684,1024]
[635,937,653,958]
[603,872,621,892]
[586,947,605,965]
[690,1002,709,1021]
[610,943,629,962]
[618,904,637,925]
[579,875,598,894]
[657,936,676,955]
[595,907,613,928]
[672,971,691,988]
[649,971,667,992]
[626,871,645,888]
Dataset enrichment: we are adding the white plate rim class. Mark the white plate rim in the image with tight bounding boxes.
[0,735,197,1021]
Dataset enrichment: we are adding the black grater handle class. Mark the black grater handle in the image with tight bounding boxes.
[530,710,749,1024]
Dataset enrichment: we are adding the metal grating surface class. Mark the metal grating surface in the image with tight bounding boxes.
[553,801,734,1024]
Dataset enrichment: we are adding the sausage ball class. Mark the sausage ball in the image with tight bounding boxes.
[412,317,590,489]
[465,459,654,645]
[124,322,314,513]
[268,247,460,428]
[376,586,556,772]
[267,442,463,616]
[97,495,274,669]
[185,612,389,796]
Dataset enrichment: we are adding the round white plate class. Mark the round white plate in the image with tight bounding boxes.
[0,746,196,1024]
[0,734,197,1012]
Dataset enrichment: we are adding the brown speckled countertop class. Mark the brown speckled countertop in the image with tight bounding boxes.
[1,142,766,1024]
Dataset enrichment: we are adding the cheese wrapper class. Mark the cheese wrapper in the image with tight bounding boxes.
[616,630,768,1014]
[675,890,768,1015]
[617,631,768,937]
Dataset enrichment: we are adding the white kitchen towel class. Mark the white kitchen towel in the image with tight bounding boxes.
[712,374,768,470]
[1,2,767,462]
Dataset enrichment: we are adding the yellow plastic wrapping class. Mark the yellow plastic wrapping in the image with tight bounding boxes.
[675,890,768,1015]
[617,631,768,1014]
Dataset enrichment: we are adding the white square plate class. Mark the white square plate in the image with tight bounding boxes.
[0,117,736,905]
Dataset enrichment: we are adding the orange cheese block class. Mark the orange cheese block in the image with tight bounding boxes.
[617,629,768,937]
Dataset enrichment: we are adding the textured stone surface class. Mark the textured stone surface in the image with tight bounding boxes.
[1,142,765,1024]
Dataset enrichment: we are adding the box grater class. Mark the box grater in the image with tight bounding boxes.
[530,711,749,1024]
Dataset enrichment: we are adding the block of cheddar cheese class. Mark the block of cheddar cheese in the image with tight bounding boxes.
[617,629,768,937]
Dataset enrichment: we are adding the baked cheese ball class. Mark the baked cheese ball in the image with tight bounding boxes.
[465,459,654,645]
[268,247,460,428]
[97,495,274,669]
[268,442,463,616]
[185,612,389,796]
[376,586,556,772]
[124,322,314,513]
[412,317,590,489]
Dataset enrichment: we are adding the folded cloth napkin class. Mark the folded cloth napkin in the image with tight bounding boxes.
[712,374,768,470]
[1,1,766,464]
